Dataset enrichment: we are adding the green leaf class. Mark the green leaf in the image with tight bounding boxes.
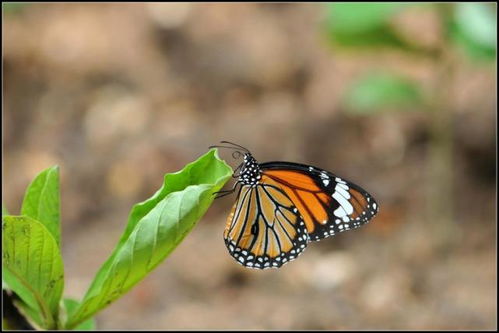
[2,204,10,291]
[2,2,29,14]
[62,299,96,330]
[326,3,406,34]
[324,3,415,50]
[65,149,232,329]
[450,3,496,61]
[21,166,61,247]
[2,216,64,329]
[343,72,424,114]
[455,3,496,48]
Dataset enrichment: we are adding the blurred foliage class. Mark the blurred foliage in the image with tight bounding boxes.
[449,3,497,61]
[324,3,419,51]
[326,3,405,33]
[343,73,423,114]
[2,2,29,15]
[325,2,496,114]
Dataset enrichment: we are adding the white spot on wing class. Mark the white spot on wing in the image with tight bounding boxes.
[337,183,349,191]
[335,185,351,199]
[335,177,347,184]
[333,191,354,217]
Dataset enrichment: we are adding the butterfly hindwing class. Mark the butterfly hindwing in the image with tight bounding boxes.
[260,161,379,241]
[223,177,310,269]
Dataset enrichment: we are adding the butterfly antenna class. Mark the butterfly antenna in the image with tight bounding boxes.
[208,144,236,150]
[219,141,250,153]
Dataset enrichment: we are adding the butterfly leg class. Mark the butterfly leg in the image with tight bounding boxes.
[231,162,244,178]
[213,182,240,199]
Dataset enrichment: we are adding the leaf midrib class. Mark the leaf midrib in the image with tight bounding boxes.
[5,267,55,329]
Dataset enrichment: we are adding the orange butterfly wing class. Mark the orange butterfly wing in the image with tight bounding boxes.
[223,176,309,269]
[260,162,379,241]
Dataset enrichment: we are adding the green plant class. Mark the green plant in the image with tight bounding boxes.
[325,3,496,114]
[2,149,232,330]
[2,2,30,15]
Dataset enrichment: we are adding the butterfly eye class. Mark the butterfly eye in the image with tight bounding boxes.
[231,150,243,159]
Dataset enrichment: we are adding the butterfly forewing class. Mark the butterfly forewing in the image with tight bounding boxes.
[223,177,309,269]
[260,162,379,242]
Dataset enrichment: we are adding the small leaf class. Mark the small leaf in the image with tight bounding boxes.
[65,149,232,329]
[324,3,416,50]
[2,216,64,329]
[62,299,96,330]
[21,166,61,247]
[326,3,406,34]
[343,72,424,114]
[450,3,496,61]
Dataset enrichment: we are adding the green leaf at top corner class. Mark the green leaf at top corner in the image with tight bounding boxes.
[450,3,496,62]
[343,72,424,114]
[65,149,232,329]
[2,2,29,14]
[323,3,428,52]
[326,3,408,33]
[21,165,61,247]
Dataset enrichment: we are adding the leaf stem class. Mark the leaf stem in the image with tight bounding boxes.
[426,3,460,248]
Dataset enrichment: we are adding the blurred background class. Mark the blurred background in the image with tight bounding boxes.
[2,3,496,330]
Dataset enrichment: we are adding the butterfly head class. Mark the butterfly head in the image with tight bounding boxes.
[238,153,261,186]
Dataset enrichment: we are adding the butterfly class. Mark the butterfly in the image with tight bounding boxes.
[210,141,379,269]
